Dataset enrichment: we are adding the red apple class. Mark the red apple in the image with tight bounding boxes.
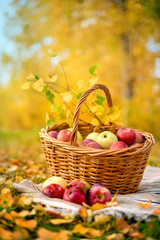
[82,139,94,146]
[135,131,144,143]
[42,183,64,198]
[57,129,71,142]
[63,187,86,205]
[117,127,135,145]
[48,131,58,138]
[109,141,128,150]
[86,142,102,149]
[130,142,141,149]
[88,184,111,206]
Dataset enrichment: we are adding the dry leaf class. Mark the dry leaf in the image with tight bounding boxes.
[15,176,24,183]
[18,195,32,206]
[87,228,103,237]
[72,224,89,235]
[3,212,14,221]
[0,227,13,240]
[12,227,30,240]
[38,228,70,240]
[130,232,145,239]
[138,200,151,208]
[111,194,117,203]
[15,219,37,230]
[153,205,160,215]
[106,233,123,240]
[78,207,88,219]
[94,214,111,224]
[116,218,130,231]
[0,188,13,207]
[91,203,107,211]
[0,166,5,174]
[82,202,90,209]
[50,218,73,225]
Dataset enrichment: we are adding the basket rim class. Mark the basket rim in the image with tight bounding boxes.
[39,124,155,157]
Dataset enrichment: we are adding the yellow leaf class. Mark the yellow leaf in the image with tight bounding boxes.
[91,203,106,211]
[0,188,13,207]
[88,77,99,86]
[77,79,85,89]
[82,202,91,209]
[0,227,13,240]
[15,219,37,230]
[26,74,35,80]
[111,194,117,203]
[72,224,88,235]
[108,106,122,121]
[18,195,32,206]
[48,74,57,82]
[0,166,4,174]
[107,233,124,240]
[94,214,111,224]
[153,206,160,215]
[15,176,24,183]
[60,91,72,103]
[138,201,151,208]
[18,210,30,217]
[12,227,29,240]
[78,207,88,219]
[38,228,70,240]
[3,212,14,221]
[105,201,118,207]
[90,105,104,116]
[91,118,99,126]
[88,228,103,237]
[21,81,31,89]
[50,218,73,225]
[32,78,45,92]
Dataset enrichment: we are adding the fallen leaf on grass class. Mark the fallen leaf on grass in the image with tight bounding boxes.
[94,214,111,225]
[37,228,70,240]
[116,217,130,231]
[0,227,13,240]
[153,205,160,215]
[15,219,37,230]
[130,232,145,239]
[72,224,103,237]
[12,227,30,240]
[18,195,32,206]
[0,166,5,174]
[138,200,151,208]
[3,212,14,221]
[15,176,24,183]
[50,218,73,225]
[106,233,123,240]
[0,188,13,207]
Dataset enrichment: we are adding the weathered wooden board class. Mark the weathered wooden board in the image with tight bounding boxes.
[13,166,160,220]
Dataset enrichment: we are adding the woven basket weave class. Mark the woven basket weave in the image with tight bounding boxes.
[40,84,155,194]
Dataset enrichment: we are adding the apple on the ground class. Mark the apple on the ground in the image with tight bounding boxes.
[86,141,102,149]
[42,176,67,190]
[88,184,111,205]
[97,131,118,149]
[48,131,58,138]
[109,141,128,150]
[134,131,144,143]
[42,183,64,198]
[86,132,99,142]
[117,127,135,145]
[57,129,71,142]
[63,186,86,205]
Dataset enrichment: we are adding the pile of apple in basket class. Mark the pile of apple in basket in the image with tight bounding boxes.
[41,127,143,206]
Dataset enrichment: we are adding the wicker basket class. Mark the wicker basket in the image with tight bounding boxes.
[40,84,155,194]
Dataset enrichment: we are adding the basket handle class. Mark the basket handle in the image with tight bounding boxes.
[70,84,113,146]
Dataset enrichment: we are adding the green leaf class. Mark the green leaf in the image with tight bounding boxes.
[89,65,97,76]
[43,87,55,103]
[35,75,39,80]
[95,94,105,106]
